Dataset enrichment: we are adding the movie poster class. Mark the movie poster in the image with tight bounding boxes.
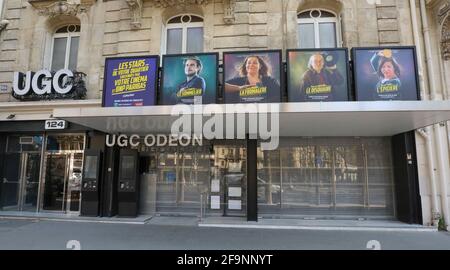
[223,50,282,103]
[160,53,218,105]
[287,49,350,102]
[103,56,159,107]
[352,47,420,101]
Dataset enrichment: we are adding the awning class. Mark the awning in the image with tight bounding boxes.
[0,100,101,121]
[53,101,450,136]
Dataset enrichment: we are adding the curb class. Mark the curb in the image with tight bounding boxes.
[0,215,150,225]
[198,223,438,232]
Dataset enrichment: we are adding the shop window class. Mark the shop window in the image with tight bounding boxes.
[297,9,340,48]
[46,135,84,151]
[51,25,80,70]
[6,135,43,152]
[257,137,395,218]
[164,14,204,54]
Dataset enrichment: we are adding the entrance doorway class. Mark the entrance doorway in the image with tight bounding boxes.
[41,134,85,213]
[211,142,247,217]
[1,135,43,212]
[42,152,83,213]
[1,152,41,211]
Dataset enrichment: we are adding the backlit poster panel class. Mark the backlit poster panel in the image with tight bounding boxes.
[160,53,218,105]
[223,50,282,103]
[103,55,159,107]
[287,48,350,102]
[352,47,420,101]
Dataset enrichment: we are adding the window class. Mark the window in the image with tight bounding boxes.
[297,9,340,49]
[0,0,4,19]
[51,25,80,70]
[165,15,204,54]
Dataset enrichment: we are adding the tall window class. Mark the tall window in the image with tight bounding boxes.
[165,15,204,54]
[0,0,4,19]
[297,9,340,49]
[51,25,80,70]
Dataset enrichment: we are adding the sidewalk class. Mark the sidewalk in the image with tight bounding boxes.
[0,211,152,224]
[198,217,437,232]
[0,212,439,232]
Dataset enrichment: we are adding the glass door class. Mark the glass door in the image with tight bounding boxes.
[19,152,41,212]
[42,152,83,213]
[0,152,40,212]
[1,153,21,211]
[212,142,247,217]
[43,153,68,211]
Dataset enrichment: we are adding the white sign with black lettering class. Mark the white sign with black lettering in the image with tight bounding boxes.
[45,120,67,130]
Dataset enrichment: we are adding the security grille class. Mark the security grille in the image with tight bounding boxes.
[257,137,396,219]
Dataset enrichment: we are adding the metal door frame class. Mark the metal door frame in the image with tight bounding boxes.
[213,141,247,217]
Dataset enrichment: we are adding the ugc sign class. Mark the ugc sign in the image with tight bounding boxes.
[12,69,87,101]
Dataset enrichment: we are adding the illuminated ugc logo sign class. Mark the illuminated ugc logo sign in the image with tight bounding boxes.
[13,69,74,96]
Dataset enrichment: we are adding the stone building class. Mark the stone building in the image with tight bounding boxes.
[0,0,449,229]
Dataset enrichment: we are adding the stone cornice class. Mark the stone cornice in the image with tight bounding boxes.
[126,0,212,29]
[28,0,95,17]
[151,0,209,8]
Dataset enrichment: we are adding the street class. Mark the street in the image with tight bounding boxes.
[0,217,449,250]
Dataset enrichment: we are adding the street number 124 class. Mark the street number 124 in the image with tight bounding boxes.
[45,120,66,130]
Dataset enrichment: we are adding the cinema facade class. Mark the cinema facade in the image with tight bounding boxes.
[1,0,450,229]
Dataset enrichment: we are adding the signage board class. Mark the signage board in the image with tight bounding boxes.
[287,48,350,102]
[103,55,159,107]
[45,120,67,130]
[223,50,282,103]
[160,53,218,105]
[352,46,420,101]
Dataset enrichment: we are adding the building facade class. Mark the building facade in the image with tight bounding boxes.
[0,0,449,229]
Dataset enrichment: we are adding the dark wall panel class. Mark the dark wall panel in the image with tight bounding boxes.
[247,139,257,221]
[392,131,422,224]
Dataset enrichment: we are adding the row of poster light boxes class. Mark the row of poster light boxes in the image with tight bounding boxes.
[102,47,420,107]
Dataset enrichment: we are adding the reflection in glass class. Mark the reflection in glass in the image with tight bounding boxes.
[156,146,211,215]
[121,156,135,179]
[43,154,67,211]
[187,27,204,53]
[69,36,79,70]
[0,153,21,210]
[51,37,67,70]
[298,23,315,48]
[1,136,42,212]
[167,28,182,54]
[22,153,41,211]
[319,22,337,48]
[83,156,97,179]
[42,135,85,213]
[258,137,395,218]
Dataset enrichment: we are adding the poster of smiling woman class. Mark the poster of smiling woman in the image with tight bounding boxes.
[352,47,420,101]
[223,50,282,104]
[160,53,218,105]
